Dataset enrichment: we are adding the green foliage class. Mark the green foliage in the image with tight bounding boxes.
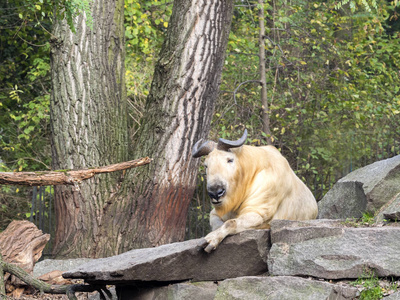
[124,1,172,137]
[360,285,383,300]
[342,212,377,227]
[0,189,31,231]
[361,212,375,224]
[334,0,378,13]
[352,272,384,300]
[0,20,51,172]
[13,0,93,33]
[0,0,93,173]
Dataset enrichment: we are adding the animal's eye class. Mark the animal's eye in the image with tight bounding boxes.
[227,158,234,163]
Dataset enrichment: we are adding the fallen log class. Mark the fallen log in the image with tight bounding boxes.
[0,157,152,186]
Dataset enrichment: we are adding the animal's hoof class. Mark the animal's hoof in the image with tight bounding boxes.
[196,238,216,253]
[196,238,208,251]
[204,243,216,253]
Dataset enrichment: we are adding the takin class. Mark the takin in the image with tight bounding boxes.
[192,129,318,252]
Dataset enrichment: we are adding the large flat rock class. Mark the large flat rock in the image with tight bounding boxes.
[63,230,270,283]
[268,220,400,279]
[214,276,359,300]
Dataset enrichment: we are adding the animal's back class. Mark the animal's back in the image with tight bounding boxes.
[241,145,318,222]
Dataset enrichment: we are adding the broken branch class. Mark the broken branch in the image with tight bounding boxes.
[0,157,152,186]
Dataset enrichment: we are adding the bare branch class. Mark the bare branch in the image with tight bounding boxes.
[0,157,152,186]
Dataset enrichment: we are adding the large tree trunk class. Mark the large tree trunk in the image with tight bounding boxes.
[50,0,128,257]
[126,0,235,248]
[50,0,234,258]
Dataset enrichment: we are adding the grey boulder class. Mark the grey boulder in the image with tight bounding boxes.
[318,155,400,219]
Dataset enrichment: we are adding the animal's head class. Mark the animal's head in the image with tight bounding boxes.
[192,130,247,206]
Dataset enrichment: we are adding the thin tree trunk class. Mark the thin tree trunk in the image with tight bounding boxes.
[0,254,5,299]
[258,0,273,145]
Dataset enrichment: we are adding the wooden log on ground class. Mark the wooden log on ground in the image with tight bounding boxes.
[0,220,50,278]
[0,157,152,186]
[0,220,50,298]
[0,221,106,299]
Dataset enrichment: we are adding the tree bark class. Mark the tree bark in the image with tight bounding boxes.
[0,158,151,186]
[50,0,128,257]
[50,0,234,258]
[125,0,235,249]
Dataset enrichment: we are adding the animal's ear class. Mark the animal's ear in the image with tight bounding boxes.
[217,129,247,152]
[192,140,216,158]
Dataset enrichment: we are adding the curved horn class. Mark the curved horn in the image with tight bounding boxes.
[192,139,217,158]
[217,129,248,152]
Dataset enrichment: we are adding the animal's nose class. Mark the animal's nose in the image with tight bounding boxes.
[207,185,226,200]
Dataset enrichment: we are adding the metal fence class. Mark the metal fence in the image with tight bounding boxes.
[185,174,211,240]
[30,186,55,256]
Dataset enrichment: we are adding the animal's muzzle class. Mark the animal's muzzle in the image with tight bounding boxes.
[207,185,226,202]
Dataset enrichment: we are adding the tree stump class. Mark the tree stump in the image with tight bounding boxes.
[0,220,50,296]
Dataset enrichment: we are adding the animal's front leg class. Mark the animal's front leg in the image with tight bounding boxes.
[209,208,224,230]
[198,212,264,253]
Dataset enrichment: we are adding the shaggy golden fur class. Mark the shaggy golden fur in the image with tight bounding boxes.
[199,144,318,253]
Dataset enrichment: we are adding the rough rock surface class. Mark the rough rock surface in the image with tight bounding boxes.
[117,276,359,300]
[34,258,94,277]
[117,282,217,300]
[318,155,400,218]
[268,219,400,279]
[63,230,270,283]
[376,192,400,223]
[317,181,367,219]
[214,276,359,300]
[385,291,400,299]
